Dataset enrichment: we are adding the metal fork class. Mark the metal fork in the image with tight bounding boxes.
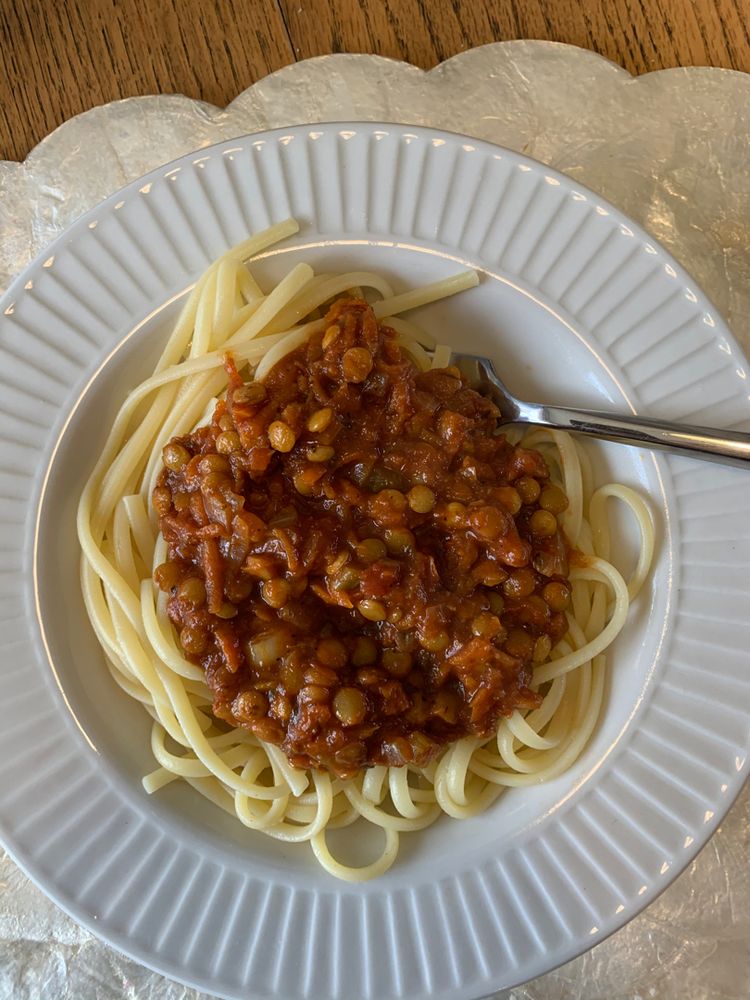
[451,353,750,468]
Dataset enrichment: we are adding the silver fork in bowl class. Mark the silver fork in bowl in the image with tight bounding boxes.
[451,353,750,468]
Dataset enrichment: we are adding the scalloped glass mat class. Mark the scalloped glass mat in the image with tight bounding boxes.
[1,42,749,1000]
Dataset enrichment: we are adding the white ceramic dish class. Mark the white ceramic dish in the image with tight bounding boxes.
[1,123,749,1000]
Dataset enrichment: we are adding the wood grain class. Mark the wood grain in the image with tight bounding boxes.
[280,0,750,77]
[0,0,294,162]
[0,0,747,162]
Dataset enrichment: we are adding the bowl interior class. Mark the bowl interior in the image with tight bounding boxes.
[36,239,671,886]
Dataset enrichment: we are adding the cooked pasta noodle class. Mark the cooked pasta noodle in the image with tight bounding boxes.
[78,221,653,881]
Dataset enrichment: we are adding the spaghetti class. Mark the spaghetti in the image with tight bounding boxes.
[78,220,654,881]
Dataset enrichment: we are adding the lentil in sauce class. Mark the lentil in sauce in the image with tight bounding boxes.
[154,298,572,778]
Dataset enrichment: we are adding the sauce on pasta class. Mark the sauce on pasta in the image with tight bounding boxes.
[78,223,654,880]
[154,298,573,777]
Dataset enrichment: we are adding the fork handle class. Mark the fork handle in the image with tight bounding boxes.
[520,402,750,468]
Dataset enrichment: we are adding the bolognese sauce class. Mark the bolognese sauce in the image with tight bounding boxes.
[153,298,572,778]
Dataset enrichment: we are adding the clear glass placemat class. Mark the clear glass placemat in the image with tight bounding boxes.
[1,41,748,1000]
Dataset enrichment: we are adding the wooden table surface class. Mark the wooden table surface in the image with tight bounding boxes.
[1,0,748,162]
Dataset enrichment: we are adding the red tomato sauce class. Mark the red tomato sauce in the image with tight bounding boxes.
[153,298,572,777]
